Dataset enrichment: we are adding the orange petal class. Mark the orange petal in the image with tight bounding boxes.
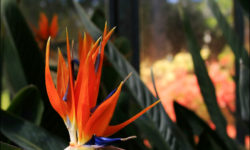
[87,54,98,109]
[38,12,49,40]
[83,32,93,58]
[45,37,66,120]
[87,28,115,108]
[103,21,108,38]
[89,37,102,58]
[76,48,98,142]
[50,14,58,38]
[74,33,84,102]
[102,100,161,137]
[76,57,91,142]
[78,32,94,62]
[76,79,90,142]
[74,34,95,108]
[97,27,115,74]
[66,29,76,121]
[80,33,89,62]
[56,49,69,99]
[89,55,103,109]
[88,38,101,60]
[74,34,97,99]
[104,27,116,44]
[88,28,115,109]
[91,45,99,62]
[74,39,100,120]
[84,82,124,137]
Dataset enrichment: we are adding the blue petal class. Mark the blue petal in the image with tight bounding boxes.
[85,135,121,146]
[104,88,117,101]
[71,59,80,66]
[62,83,69,101]
[94,53,101,73]
[90,88,117,113]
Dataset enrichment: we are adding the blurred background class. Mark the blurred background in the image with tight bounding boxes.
[1,0,249,150]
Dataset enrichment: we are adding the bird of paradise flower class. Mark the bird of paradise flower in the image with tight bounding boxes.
[45,23,160,150]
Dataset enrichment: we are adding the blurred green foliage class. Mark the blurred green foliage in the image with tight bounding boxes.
[7,85,44,125]
[0,142,21,150]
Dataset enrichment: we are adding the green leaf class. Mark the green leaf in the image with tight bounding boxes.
[7,85,44,125]
[174,102,208,136]
[0,37,3,102]
[174,102,228,150]
[135,118,171,150]
[207,0,249,68]
[239,60,250,122]
[1,0,46,94]
[0,110,67,150]
[110,92,155,150]
[1,90,11,110]
[174,102,196,147]
[238,0,250,18]
[0,141,21,150]
[197,130,224,150]
[1,0,65,135]
[73,1,193,150]
[180,7,239,150]
[181,6,226,134]
[2,35,27,93]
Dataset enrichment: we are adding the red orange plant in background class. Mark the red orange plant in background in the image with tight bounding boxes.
[34,12,58,49]
[141,47,237,139]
